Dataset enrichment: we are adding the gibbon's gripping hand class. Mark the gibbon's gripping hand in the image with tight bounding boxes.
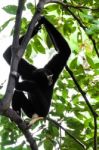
[19,20,42,44]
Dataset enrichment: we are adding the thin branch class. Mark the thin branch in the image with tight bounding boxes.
[89,36,99,58]
[47,0,99,11]
[67,8,86,30]
[47,117,86,150]
[4,108,38,150]
[93,116,97,150]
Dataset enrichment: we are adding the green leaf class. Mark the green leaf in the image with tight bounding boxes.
[70,57,78,69]
[65,117,84,131]
[25,44,32,59]
[32,37,45,53]
[0,18,14,32]
[86,56,95,68]
[27,3,35,14]
[20,17,28,34]
[3,5,17,15]
[45,4,59,12]
[48,124,59,137]
[55,103,65,115]
[46,34,53,49]
[44,139,53,150]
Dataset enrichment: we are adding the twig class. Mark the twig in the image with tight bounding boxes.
[47,0,99,11]
[89,36,99,58]
[93,116,97,150]
[67,8,86,29]
[47,117,86,149]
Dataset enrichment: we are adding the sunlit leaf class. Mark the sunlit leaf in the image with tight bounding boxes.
[3,5,17,15]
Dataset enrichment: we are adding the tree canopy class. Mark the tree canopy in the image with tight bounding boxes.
[0,0,99,150]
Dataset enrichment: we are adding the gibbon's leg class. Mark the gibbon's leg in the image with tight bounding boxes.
[13,92,43,124]
[14,82,44,125]
[41,17,71,84]
[15,80,49,125]
[12,91,23,116]
[16,80,49,114]
[12,90,34,118]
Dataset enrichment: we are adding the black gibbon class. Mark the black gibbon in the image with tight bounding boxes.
[3,17,71,120]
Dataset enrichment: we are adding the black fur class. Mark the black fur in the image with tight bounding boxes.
[3,17,71,118]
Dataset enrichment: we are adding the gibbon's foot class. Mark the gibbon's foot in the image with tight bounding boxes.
[29,114,44,127]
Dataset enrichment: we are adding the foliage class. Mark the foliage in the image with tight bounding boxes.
[0,0,99,150]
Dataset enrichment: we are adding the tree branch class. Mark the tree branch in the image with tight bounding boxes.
[47,0,99,11]
[0,0,25,112]
[4,108,38,150]
[12,0,25,47]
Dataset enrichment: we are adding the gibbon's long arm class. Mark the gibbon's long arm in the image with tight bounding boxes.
[41,17,71,56]
[41,17,71,84]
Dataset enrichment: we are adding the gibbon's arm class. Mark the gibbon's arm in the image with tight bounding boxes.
[15,80,49,115]
[41,17,71,83]
[41,17,71,58]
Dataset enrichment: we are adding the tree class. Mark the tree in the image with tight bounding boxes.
[0,0,99,149]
